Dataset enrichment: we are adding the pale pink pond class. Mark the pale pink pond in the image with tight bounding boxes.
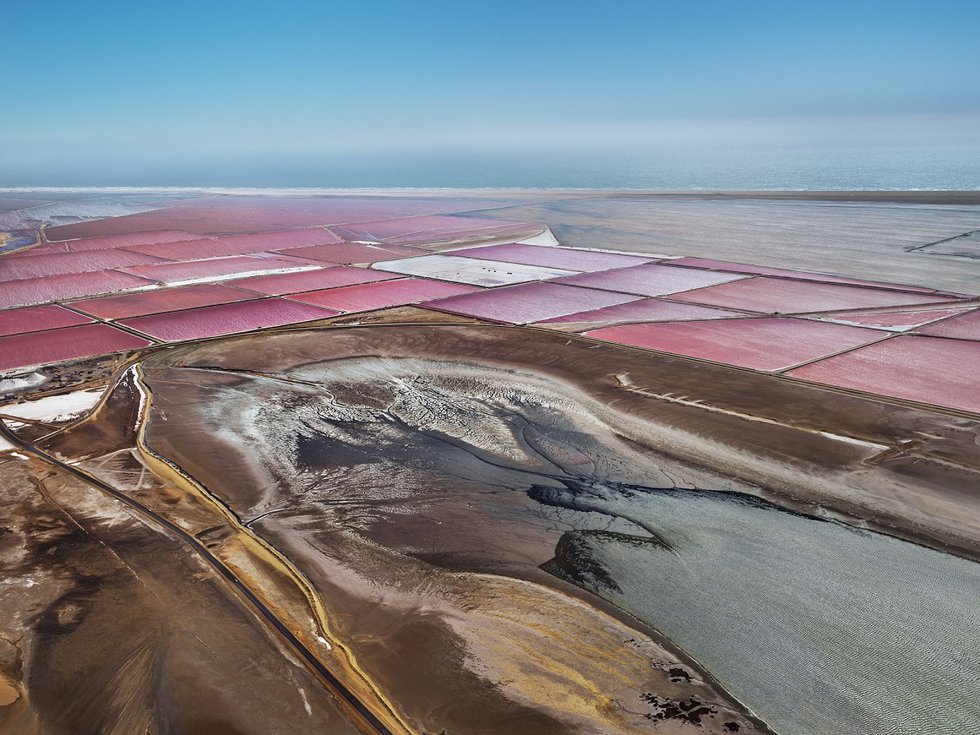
[422,282,641,324]
[451,243,652,272]
[233,266,399,296]
[535,298,742,329]
[789,335,980,413]
[330,215,542,245]
[672,277,962,314]
[555,264,749,297]
[124,228,343,260]
[917,308,980,340]
[287,278,480,313]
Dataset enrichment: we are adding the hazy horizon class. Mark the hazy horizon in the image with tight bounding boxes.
[4,1,979,188]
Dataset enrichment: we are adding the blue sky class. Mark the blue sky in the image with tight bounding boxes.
[3,1,979,185]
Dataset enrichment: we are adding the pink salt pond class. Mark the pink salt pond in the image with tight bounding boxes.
[811,306,978,331]
[450,243,652,272]
[534,298,742,329]
[788,335,980,414]
[917,308,980,340]
[118,255,314,285]
[555,264,749,297]
[123,228,344,260]
[286,278,480,313]
[586,317,885,371]
[330,215,543,245]
[0,271,155,309]
[0,304,92,338]
[671,277,962,314]
[37,230,207,253]
[664,257,955,295]
[71,283,254,320]
[422,282,641,324]
[233,266,400,296]
[276,242,427,265]
[0,249,167,283]
[119,299,338,342]
[0,323,151,372]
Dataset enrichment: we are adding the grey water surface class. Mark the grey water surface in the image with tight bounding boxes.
[541,484,980,735]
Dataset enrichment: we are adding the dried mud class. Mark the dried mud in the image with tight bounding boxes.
[7,322,978,734]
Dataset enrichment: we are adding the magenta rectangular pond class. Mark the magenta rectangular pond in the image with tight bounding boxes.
[233,266,400,295]
[671,277,963,314]
[917,308,980,340]
[0,271,156,309]
[279,242,427,264]
[0,304,93,338]
[586,317,885,371]
[0,249,167,283]
[287,278,481,313]
[0,323,151,371]
[450,243,653,272]
[555,264,750,297]
[788,335,980,413]
[119,299,338,342]
[422,282,641,324]
[119,255,312,284]
[535,298,742,329]
[330,215,543,245]
[72,283,254,320]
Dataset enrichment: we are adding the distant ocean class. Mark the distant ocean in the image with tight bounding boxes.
[5,121,979,191]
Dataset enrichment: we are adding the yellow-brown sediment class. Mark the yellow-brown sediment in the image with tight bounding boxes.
[129,364,416,735]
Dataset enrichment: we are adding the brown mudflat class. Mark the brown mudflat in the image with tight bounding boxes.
[6,320,971,734]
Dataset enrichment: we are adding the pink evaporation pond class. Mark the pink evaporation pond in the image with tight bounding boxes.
[813,306,976,330]
[535,298,742,328]
[0,323,151,371]
[233,266,400,296]
[0,271,155,309]
[451,243,653,272]
[0,249,166,283]
[917,308,980,340]
[0,304,93,338]
[71,283,254,320]
[39,230,207,253]
[586,318,884,372]
[555,264,749,297]
[422,282,641,324]
[788,335,980,414]
[665,257,955,295]
[118,255,311,284]
[119,299,338,342]
[330,215,543,245]
[278,242,427,264]
[672,277,961,314]
[124,228,344,260]
[287,278,481,313]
